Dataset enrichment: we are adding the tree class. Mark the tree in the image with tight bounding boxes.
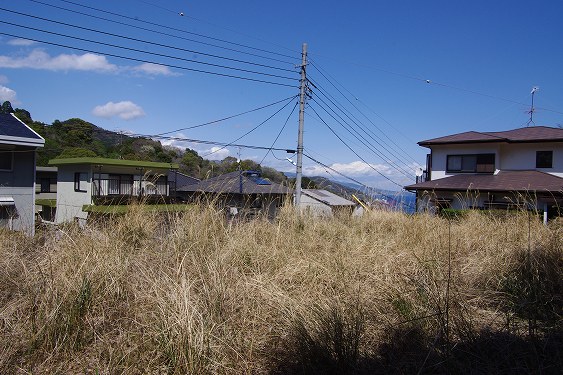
[55,147,97,159]
[1,101,14,114]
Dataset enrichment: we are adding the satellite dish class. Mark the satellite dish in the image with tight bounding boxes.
[415,168,423,177]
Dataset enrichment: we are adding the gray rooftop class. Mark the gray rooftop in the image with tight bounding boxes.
[302,189,356,206]
[0,113,45,147]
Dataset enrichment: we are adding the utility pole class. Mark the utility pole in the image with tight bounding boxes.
[295,43,308,208]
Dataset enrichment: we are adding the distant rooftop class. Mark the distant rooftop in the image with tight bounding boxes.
[0,113,44,147]
[49,157,178,170]
[177,170,291,195]
[419,126,563,146]
[302,189,355,206]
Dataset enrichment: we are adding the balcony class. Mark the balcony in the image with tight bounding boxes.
[91,176,175,205]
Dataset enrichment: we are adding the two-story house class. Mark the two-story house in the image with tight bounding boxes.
[0,113,45,235]
[48,157,179,224]
[405,126,563,222]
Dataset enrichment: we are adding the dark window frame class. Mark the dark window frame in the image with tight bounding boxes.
[74,172,88,192]
[536,151,553,168]
[40,178,51,193]
[0,151,13,171]
[446,153,495,173]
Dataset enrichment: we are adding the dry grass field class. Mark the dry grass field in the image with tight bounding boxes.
[1,204,561,374]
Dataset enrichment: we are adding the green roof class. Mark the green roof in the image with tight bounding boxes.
[49,157,178,170]
[36,198,57,207]
[82,204,194,214]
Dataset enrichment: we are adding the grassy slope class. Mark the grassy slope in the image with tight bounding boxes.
[0,206,561,374]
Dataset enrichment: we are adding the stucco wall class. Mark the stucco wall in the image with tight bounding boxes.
[430,144,500,180]
[0,149,37,235]
[430,142,563,179]
[55,165,92,223]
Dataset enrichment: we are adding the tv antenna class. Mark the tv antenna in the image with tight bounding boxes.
[526,86,539,126]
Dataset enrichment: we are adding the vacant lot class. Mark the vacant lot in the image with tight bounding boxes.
[1,206,561,374]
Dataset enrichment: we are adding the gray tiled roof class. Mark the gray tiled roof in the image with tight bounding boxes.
[0,113,44,146]
[177,171,292,195]
[405,170,563,193]
[419,126,563,146]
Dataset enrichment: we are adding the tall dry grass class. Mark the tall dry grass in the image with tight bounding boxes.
[0,204,561,374]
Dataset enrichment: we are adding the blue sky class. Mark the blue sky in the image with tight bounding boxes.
[1,0,563,190]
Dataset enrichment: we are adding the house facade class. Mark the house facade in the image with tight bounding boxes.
[0,113,45,235]
[405,126,563,221]
[35,166,58,221]
[177,170,292,219]
[49,157,178,223]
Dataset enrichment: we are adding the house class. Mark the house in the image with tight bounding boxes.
[176,170,292,219]
[405,126,563,222]
[35,166,58,221]
[0,113,45,235]
[168,170,199,200]
[48,157,179,223]
[300,189,357,216]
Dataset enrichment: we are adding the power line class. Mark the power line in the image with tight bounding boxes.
[259,100,299,165]
[0,19,296,81]
[308,58,563,116]
[309,98,414,180]
[202,96,298,157]
[309,79,417,177]
[157,95,299,136]
[309,62,420,163]
[0,30,298,88]
[24,0,296,66]
[302,153,414,210]
[0,7,297,74]
[34,0,297,62]
[307,104,407,189]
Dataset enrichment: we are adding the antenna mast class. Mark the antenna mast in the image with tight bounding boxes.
[526,86,539,126]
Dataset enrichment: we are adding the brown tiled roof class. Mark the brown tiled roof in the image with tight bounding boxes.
[405,170,563,193]
[419,126,563,146]
[177,171,292,195]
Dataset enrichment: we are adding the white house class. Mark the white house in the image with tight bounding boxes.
[0,113,45,235]
[49,157,178,224]
[405,126,563,222]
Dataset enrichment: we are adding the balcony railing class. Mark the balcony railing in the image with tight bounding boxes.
[92,178,169,197]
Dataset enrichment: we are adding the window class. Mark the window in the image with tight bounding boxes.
[446,154,495,173]
[74,172,88,192]
[40,178,51,193]
[0,151,13,171]
[536,151,553,168]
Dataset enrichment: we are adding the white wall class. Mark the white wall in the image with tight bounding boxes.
[430,144,500,180]
[430,142,563,179]
[55,165,92,224]
[499,142,563,177]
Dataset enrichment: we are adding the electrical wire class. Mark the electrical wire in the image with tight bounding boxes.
[309,98,414,179]
[259,100,298,165]
[0,7,296,74]
[302,153,414,210]
[309,80,417,177]
[0,31,298,88]
[156,95,299,136]
[309,62,420,163]
[307,104,407,189]
[30,0,298,63]
[0,20,296,81]
[202,96,298,157]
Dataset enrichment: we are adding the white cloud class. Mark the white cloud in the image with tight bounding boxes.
[92,101,145,120]
[7,38,37,46]
[133,63,178,76]
[206,146,230,160]
[0,49,117,72]
[0,85,17,103]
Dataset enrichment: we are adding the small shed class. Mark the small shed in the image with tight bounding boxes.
[300,189,356,216]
